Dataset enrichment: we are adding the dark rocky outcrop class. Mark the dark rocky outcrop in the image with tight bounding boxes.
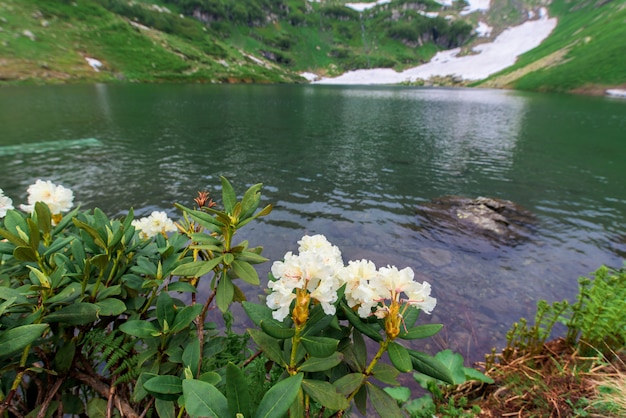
[416,196,537,244]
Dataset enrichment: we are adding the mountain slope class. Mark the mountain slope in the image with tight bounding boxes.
[1,0,625,93]
[476,0,626,93]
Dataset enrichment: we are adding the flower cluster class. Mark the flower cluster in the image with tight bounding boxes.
[132,211,177,239]
[267,234,437,337]
[20,179,74,216]
[0,188,14,218]
[267,235,344,323]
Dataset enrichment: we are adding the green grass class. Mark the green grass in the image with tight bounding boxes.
[2,0,624,90]
[478,0,626,93]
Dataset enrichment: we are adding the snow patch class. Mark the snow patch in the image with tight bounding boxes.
[475,21,492,37]
[85,57,103,72]
[315,10,557,85]
[345,0,391,12]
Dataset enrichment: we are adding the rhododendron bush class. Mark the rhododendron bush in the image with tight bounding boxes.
[0,177,472,418]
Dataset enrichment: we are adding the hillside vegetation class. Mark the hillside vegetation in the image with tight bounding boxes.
[1,0,625,93]
[476,0,626,94]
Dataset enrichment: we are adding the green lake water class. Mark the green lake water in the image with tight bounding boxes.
[1,83,625,364]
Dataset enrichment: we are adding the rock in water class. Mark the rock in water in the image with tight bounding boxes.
[416,196,536,244]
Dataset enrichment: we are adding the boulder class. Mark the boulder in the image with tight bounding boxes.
[416,196,536,243]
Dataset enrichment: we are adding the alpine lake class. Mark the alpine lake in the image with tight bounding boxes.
[1,83,625,367]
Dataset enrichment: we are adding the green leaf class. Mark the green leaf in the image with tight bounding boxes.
[190,232,223,246]
[464,367,494,384]
[216,275,234,313]
[34,202,52,235]
[302,379,349,411]
[26,266,50,289]
[155,399,175,418]
[301,305,334,337]
[387,342,412,372]
[232,260,260,285]
[198,372,222,385]
[133,373,158,403]
[254,373,303,418]
[300,336,338,358]
[183,379,230,418]
[352,329,367,370]
[236,251,268,264]
[44,303,99,325]
[54,340,76,374]
[371,362,399,386]
[434,349,466,384]
[170,304,203,333]
[175,204,223,233]
[95,298,126,316]
[86,398,107,418]
[167,282,197,293]
[220,176,237,215]
[242,301,274,326]
[43,236,74,257]
[27,218,40,250]
[333,373,365,396]
[182,339,200,377]
[398,324,443,340]
[0,324,48,358]
[226,363,251,417]
[144,375,183,395]
[260,320,295,339]
[340,302,382,342]
[240,183,262,220]
[14,246,38,262]
[72,218,106,249]
[248,328,286,366]
[384,386,411,403]
[367,382,404,418]
[407,349,455,385]
[171,256,222,278]
[0,287,30,305]
[157,292,176,330]
[298,352,343,372]
[119,320,159,338]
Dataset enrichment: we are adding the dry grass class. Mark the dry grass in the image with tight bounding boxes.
[439,338,626,417]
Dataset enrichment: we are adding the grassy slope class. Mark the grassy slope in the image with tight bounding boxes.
[0,0,476,84]
[2,0,625,92]
[0,0,303,84]
[477,0,626,93]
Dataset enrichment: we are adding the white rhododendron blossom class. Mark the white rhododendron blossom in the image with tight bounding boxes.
[20,179,74,215]
[132,211,177,238]
[0,189,14,218]
[266,233,436,329]
[267,235,344,321]
[338,259,379,318]
[372,265,437,315]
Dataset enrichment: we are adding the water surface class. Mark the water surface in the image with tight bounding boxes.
[1,84,625,364]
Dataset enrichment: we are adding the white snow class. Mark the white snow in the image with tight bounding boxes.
[300,72,320,82]
[460,0,491,15]
[606,89,626,98]
[85,57,103,72]
[345,0,391,12]
[314,9,557,85]
[475,21,492,37]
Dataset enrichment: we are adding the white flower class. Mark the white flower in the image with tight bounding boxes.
[0,189,14,218]
[266,234,345,321]
[132,211,177,238]
[20,179,74,215]
[373,265,437,315]
[266,289,296,321]
[339,259,379,318]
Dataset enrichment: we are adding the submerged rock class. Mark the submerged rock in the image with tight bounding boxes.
[416,196,537,243]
